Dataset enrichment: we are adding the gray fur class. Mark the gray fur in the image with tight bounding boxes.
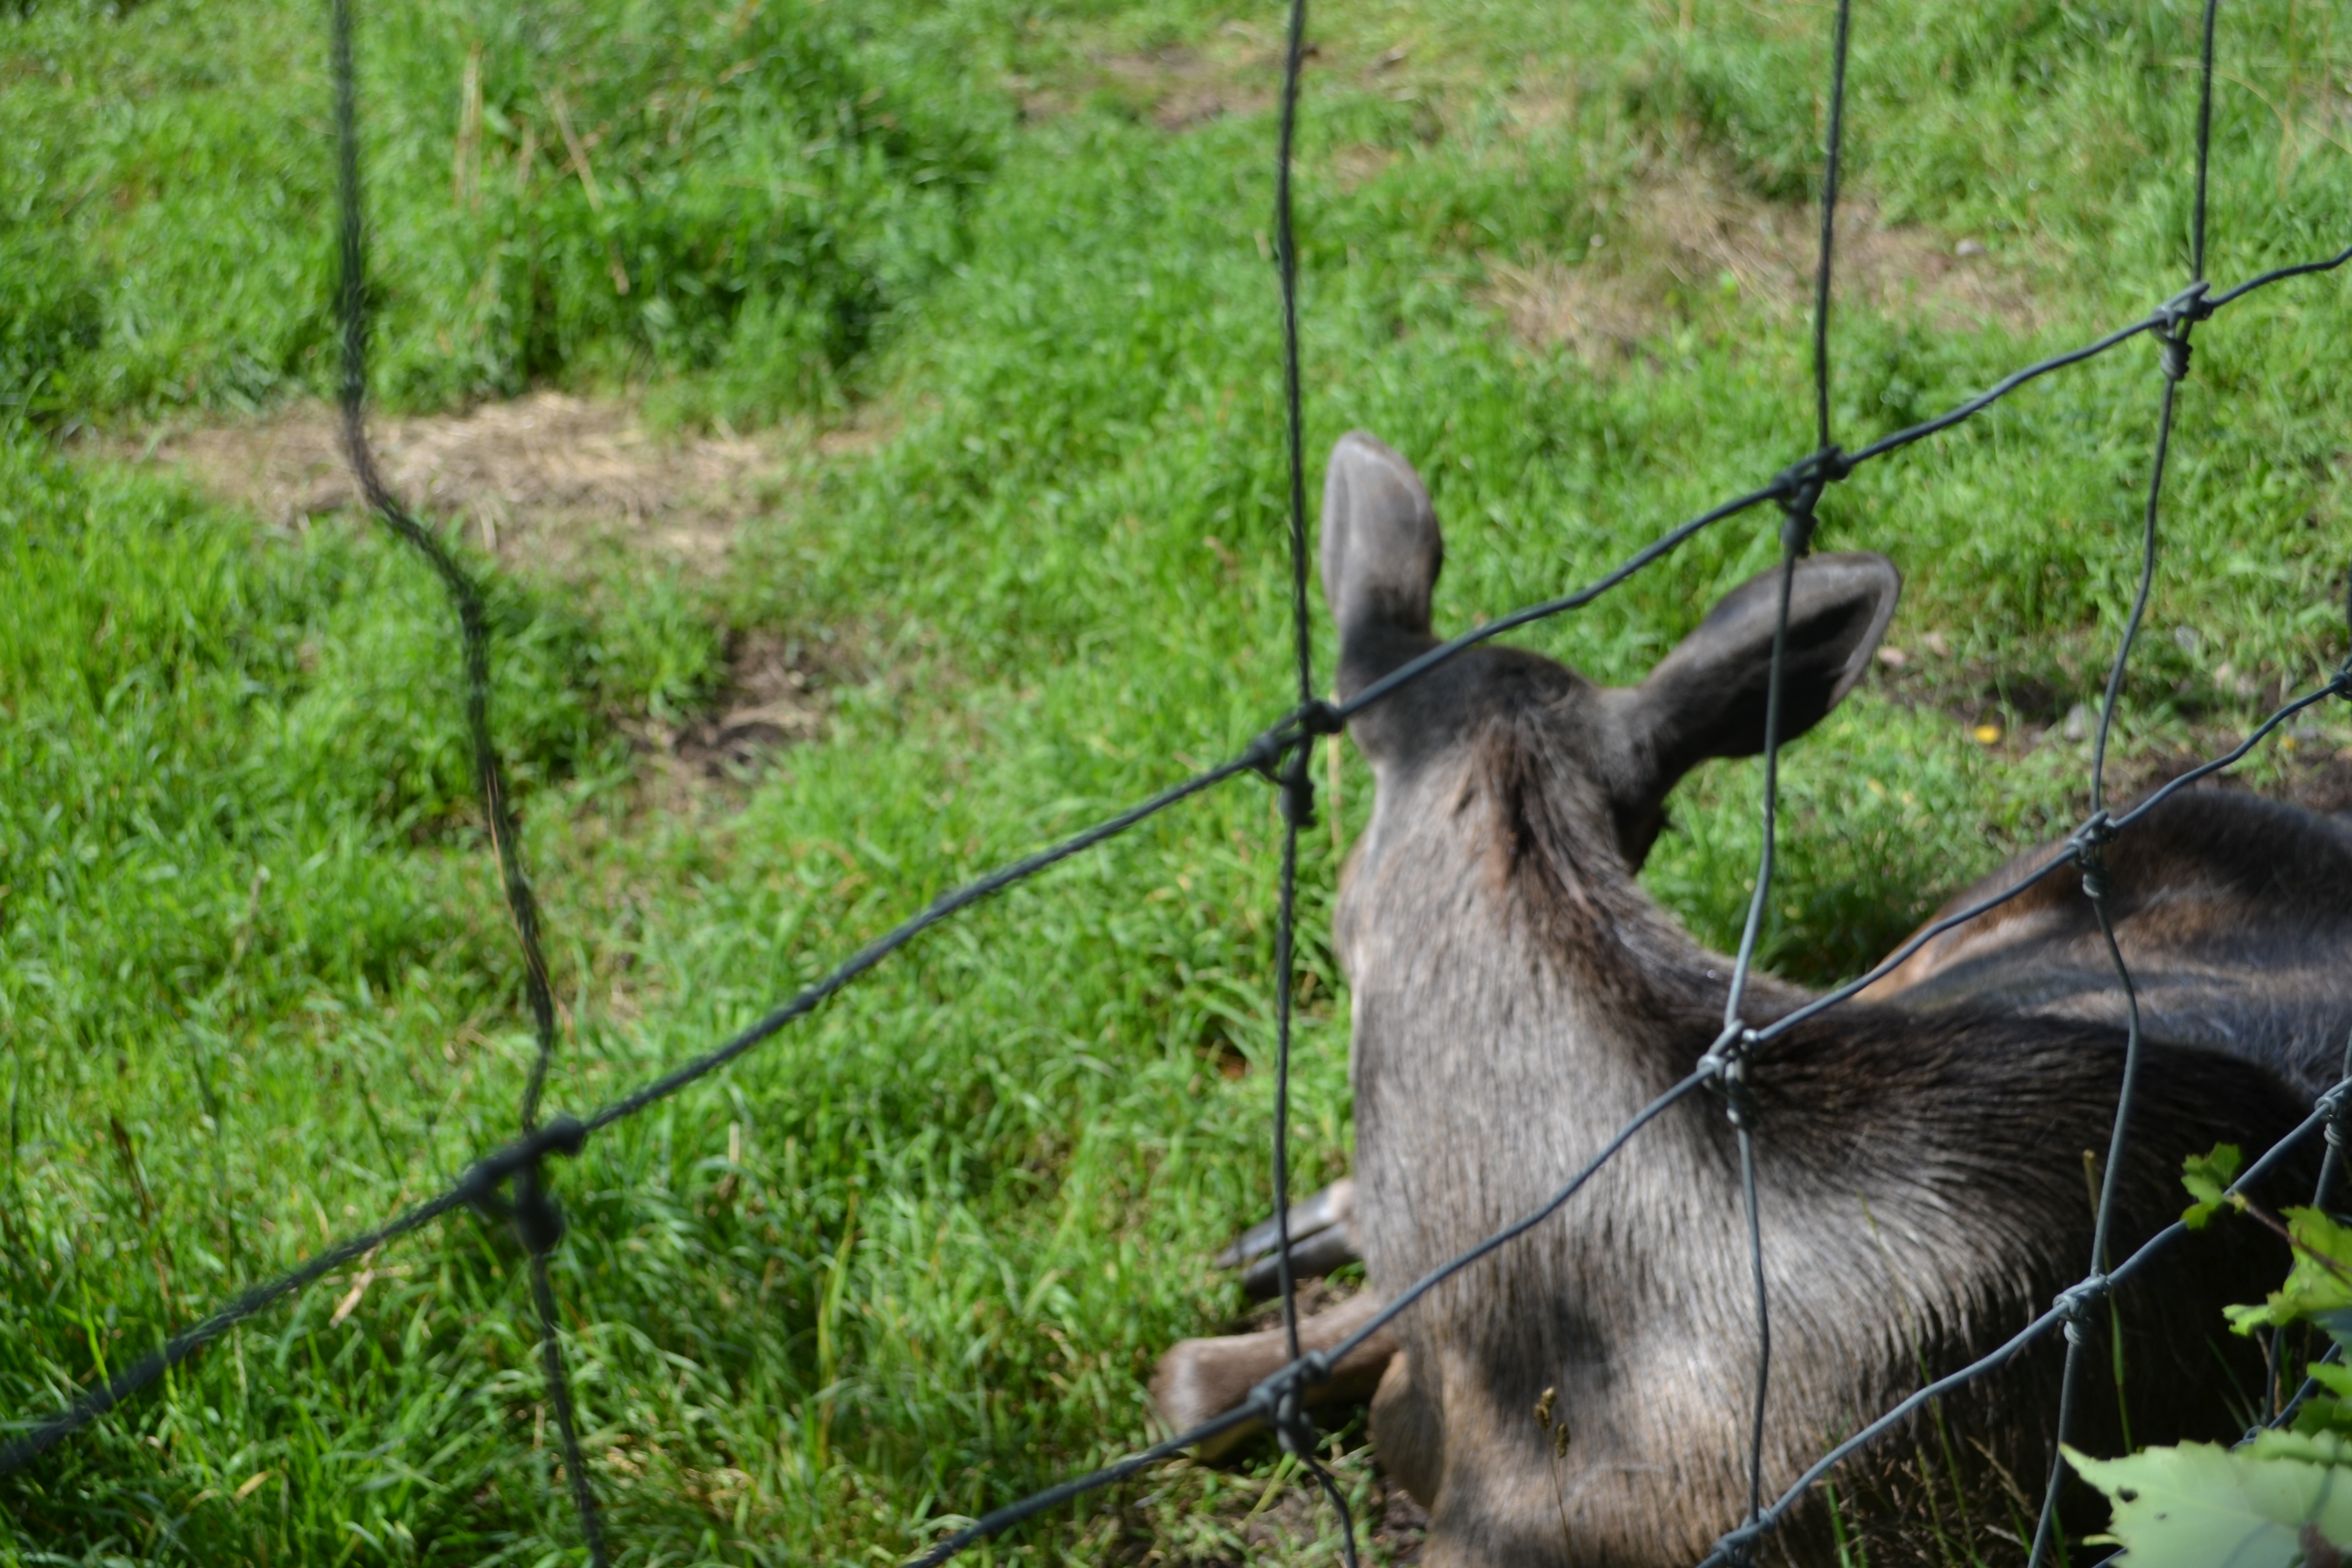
[1157,434,2311,1567]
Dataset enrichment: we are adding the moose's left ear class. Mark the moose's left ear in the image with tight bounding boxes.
[1599,552,1900,864]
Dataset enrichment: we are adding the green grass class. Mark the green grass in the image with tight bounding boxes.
[2,0,2349,1562]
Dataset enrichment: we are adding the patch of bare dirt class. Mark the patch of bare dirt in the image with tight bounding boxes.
[117,394,904,796]
[1368,1475,1430,1561]
[1489,167,2043,363]
[1487,260,1658,363]
[1110,43,1273,131]
[1205,1467,1423,1561]
[1230,1273,1361,1336]
[1863,634,2352,822]
[124,393,811,580]
[616,625,886,823]
[670,629,830,771]
[1017,23,1422,132]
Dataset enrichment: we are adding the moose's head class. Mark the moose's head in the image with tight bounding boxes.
[1321,431,1901,873]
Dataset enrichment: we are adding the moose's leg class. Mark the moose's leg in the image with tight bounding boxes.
[1214,1178,1364,1299]
[1367,1349,1443,1507]
[1149,1289,1397,1461]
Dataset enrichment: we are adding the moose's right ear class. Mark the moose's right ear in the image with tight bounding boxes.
[1600,552,1900,864]
[1320,432,1442,649]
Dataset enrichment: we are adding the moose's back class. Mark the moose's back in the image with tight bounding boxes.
[1867,787,2352,1093]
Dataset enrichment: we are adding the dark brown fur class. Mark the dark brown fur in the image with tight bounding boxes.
[1866,790,2352,1091]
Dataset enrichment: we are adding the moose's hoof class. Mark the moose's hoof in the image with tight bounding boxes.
[1214,1177,1361,1299]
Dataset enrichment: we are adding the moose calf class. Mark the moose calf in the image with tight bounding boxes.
[1155,433,2310,1567]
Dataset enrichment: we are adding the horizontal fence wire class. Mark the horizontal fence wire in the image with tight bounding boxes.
[6,0,2352,1563]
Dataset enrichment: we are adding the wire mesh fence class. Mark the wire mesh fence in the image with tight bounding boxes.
[5,0,2351,1563]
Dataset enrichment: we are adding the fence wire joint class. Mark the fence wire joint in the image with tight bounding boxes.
[1772,446,1849,548]
[2151,281,2213,381]
[453,1114,587,1227]
[2067,813,2118,901]
[1700,1024,1761,1129]
[2319,1079,2352,1154]
[513,1169,567,1256]
[1245,701,1340,826]
[2054,1274,2112,1348]
[2153,280,2214,335]
[1711,1518,1766,1566]
[1245,1350,1335,1457]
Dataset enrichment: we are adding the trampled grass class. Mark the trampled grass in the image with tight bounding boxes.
[2,0,2348,1563]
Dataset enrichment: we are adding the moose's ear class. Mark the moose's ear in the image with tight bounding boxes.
[1320,432,1442,651]
[1601,552,1900,862]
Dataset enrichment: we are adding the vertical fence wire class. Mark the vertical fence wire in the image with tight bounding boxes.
[529,1246,611,1566]
[330,0,559,1136]
[1711,0,1854,1538]
[1267,0,1313,1373]
[1711,509,1796,1538]
[331,4,606,1560]
[1264,4,1359,1562]
[2259,1031,2352,1435]
[1809,0,1853,457]
[2024,2,2223,1560]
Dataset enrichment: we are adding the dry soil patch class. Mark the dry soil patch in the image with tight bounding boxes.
[122,393,808,581]
[1490,169,2043,362]
[115,394,897,792]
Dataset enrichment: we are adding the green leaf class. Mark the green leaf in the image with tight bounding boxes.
[2225,1210,2352,1335]
[2066,1435,2352,1567]
[2292,1398,2352,1440]
[2291,1363,2352,1439]
[2182,1143,2245,1230]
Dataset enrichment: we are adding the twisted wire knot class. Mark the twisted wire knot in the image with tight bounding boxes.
[1712,1520,1766,1566]
[1774,444,1853,497]
[1298,698,1343,737]
[453,1114,586,1240]
[1246,702,1340,828]
[513,1167,566,1256]
[2151,281,2212,383]
[1246,1351,1334,1458]
[1278,744,1317,829]
[1773,445,1849,554]
[1701,1026,1762,1130]
[1242,727,1287,782]
[2320,1079,2352,1153]
[2054,1275,2111,1348]
[2069,813,2118,902]
[2155,330,2193,382]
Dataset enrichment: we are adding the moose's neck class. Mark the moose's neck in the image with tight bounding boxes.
[1339,709,1809,1219]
